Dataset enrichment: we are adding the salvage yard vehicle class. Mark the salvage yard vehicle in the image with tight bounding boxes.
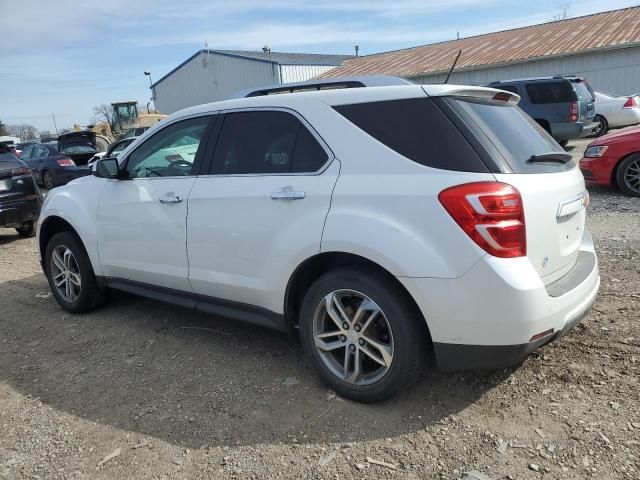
[0,143,42,236]
[87,136,139,166]
[488,76,599,146]
[37,77,600,402]
[21,132,95,189]
[591,91,640,137]
[580,126,640,196]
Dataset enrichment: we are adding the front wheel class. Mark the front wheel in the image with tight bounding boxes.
[44,231,106,313]
[299,268,428,403]
[616,153,640,197]
[43,170,55,190]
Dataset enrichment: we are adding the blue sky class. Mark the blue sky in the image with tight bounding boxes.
[1,0,638,131]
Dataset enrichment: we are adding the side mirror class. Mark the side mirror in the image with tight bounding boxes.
[94,157,120,179]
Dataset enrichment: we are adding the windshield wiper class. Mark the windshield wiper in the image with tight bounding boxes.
[527,152,572,164]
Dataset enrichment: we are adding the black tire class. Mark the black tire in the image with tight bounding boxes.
[592,115,608,137]
[43,170,55,190]
[15,220,36,237]
[616,153,640,197]
[44,231,107,313]
[299,267,428,403]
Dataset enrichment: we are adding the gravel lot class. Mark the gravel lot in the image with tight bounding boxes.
[1,137,639,480]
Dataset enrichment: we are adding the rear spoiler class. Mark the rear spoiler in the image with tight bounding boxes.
[423,85,521,105]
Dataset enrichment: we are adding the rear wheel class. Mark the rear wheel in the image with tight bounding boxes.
[592,115,608,137]
[299,268,428,403]
[44,231,106,313]
[15,220,36,237]
[43,170,55,190]
[616,153,640,197]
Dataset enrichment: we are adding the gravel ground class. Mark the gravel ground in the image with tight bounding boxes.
[1,137,639,480]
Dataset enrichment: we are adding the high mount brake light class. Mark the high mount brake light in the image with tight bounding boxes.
[492,92,512,102]
[438,182,526,258]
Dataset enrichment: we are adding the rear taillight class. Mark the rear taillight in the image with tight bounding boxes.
[438,182,526,258]
[11,167,30,177]
[569,102,578,122]
[56,158,76,167]
[623,96,639,108]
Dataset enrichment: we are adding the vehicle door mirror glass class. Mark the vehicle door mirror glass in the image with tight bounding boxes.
[95,158,120,179]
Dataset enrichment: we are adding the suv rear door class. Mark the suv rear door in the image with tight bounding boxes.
[444,96,589,284]
[186,109,339,320]
[570,78,596,123]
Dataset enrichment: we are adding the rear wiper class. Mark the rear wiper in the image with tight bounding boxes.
[527,152,572,164]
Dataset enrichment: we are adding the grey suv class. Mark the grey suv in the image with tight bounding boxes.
[488,76,598,146]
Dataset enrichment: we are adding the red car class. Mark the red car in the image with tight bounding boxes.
[580,126,640,197]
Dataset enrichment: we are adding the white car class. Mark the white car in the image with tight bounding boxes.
[37,78,600,402]
[592,91,640,136]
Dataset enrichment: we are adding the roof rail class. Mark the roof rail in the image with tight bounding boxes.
[230,75,413,99]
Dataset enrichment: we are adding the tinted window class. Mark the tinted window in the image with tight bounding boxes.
[212,111,328,174]
[525,81,577,104]
[334,98,487,172]
[451,98,568,172]
[34,146,50,158]
[497,85,519,95]
[20,144,35,159]
[125,116,209,178]
[571,81,595,101]
[62,145,96,155]
[109,139,134,157]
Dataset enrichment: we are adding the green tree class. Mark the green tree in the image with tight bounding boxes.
[0,119,9,136]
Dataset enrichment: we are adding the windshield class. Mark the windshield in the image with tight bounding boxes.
[61,145,96,155]
[450,98,571,173]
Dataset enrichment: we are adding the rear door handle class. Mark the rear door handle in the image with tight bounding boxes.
[159,194,183,204]
[271,191,306,200]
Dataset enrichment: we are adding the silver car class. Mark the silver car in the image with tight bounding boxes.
[593,91,640,136]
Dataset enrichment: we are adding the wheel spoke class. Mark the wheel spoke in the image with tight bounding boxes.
[359,310,378,334]
[342,347,351,378]
[316,330,342,339]
[314,337,344,352]
[346,348,361,383]
[53,272,66,287]
[331,293,351,325]
[360,344,387,367]
[362,336,393,367]
[65,276,72,300]
[323,294,345,330]
[52,250,65,271]
[351,298,374,327]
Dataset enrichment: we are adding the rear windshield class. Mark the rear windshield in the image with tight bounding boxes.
[571,80,595,101]
[333,98,488,173]
[525,81,577,104]
[449,98,570,173]
[61,145,96,155]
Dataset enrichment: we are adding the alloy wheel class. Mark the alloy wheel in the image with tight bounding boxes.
[50,245,82,303]
[312,289,394,386]
[44,172,54,190]
[623,158,640,194]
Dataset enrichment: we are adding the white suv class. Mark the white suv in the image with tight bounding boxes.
[37,79,600,402]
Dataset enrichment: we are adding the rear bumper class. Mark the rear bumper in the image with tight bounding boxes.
[551,121,599,141]
[0,197,41,228]
[399,231,600,371]
[51,166,91,187]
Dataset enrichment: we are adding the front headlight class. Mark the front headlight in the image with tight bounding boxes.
[584,145,608,158]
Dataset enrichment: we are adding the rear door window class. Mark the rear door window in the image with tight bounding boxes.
[525,81,577,104]
[333,98,488,173]
[211,110,328,175]
[571,81,595,101]
[447,97,572,173]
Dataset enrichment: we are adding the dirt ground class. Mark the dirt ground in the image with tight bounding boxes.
[1,137,639,480]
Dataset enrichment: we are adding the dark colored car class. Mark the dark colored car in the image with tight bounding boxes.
[580,126,640,197]
[488,76,599,146]
[20,132,95,189]
[0,144,42,236]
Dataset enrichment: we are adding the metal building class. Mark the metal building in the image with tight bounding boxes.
[151,50,352,114]
[321,7,640,95]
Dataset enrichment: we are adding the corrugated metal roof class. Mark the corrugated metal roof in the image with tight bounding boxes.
[212,50,352,66]
[320,7,640,79]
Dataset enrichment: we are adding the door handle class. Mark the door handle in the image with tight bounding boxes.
[271,191,306,200]
[159,194,183,204]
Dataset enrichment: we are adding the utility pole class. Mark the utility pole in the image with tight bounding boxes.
[51,113,59,135]
[354,45,359,57]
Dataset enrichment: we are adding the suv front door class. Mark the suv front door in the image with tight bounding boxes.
[187,109,339,319]
[97,115,213,292]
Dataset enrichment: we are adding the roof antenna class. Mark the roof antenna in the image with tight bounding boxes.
[444,49,462,84]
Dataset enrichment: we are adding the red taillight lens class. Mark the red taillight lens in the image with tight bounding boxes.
[438,182,526,258]
[492,92,512,102]
[623,96,638,108]
[56,158,76,167]
[569,102,578,122]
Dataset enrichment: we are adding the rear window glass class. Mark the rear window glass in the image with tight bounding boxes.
[450,98,567,172]
[333,98,488,173]
[525,81,577,104]
[571,81,595,101]
[61,145,96,155]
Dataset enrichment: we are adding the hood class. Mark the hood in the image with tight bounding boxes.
[58,131,96,150]
[591,125,640,145]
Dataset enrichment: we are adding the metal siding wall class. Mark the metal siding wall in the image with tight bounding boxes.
[412,47,640,95]
[280,65,337,83]
[153,52,279,114]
